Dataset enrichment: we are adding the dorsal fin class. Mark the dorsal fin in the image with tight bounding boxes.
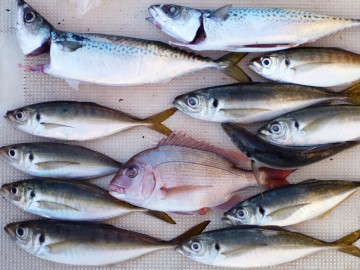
[158,132,250,168]
[208,5,232,21]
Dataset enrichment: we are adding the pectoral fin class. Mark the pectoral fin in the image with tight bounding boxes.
[40,122,74,129]
[220,108,270,118]
[35,161,80,170]
[268,204,310,220]
[46,241,82,254]
[222,245,267,257]
[56,41,83,52]
[292,62,334,74]
[160,185,213,199]
[35,201,80,212]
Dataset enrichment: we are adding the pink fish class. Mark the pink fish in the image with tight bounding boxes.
[109,133,293,214]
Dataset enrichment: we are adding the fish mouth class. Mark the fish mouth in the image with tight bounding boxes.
[17,0,26,6]
[248,61,262,74]
[4,225,16,240]
[147,7,162,30]
[109,183,126,194]
[0,187,6,197]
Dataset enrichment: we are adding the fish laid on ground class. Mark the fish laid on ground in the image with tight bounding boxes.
[173,83,360,124]
[4,219,209,265]
[16,0,249,90]
[6,101,176,140]
[222,123,360,169]
[223,179,360,226]
[109,132,293,215]
[147,4,360,52]
[258,105,360,146]
[176,225,360,267]
[250,47,360,88]
[0,142,121,179]
[0,178,175,224]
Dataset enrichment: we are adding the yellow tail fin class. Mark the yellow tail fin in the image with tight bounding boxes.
[333,229,360,258]
[217,53,251,82]
[144,108,177,136]
[344,82,360,105]
[145,210,176,225]
[168,221,210,245]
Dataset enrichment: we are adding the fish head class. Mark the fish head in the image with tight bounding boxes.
[147,4,202,43]
[249,53,289,81]
[5,221,43,255]
[173,91,216,121]
[109,158,156,204]
[1,181,34,210]
[176,235,218,265]
[0,144,33,171]
[6,106,38,132]
[257,118,296,145]
[16,0,53,56]
[222,203,258,225]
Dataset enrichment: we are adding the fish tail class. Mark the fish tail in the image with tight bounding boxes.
[145,210,176,225]
[143,108,177,136]
[343,82,360,105]
[167,221,210,245]
[333,229,360,258]
[217,53,251,82]
[257,167,295,189]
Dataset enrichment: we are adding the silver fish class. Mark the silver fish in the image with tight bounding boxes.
[177,225,360,267]
[17,1,249,89]
[5,101,176,140]
[258,105,360,146]
[5,220,209,265]
[249,47,360,88]
[0,142,121,179]
[148,4,360,52]
[173,83,360,124]
[0,178,175,224]
[223,179,360,226]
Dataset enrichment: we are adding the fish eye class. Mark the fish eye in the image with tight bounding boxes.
[270,123,282,134]
[163,5,180,18]
[16,226,27,238]
[24,8,36,23]
[236,208,248,219]
[125,166,138,178]
[187,96,199,108]
[261,57,272,68]
[8,149,18,159]
[10,186,19,196]
[15,111,25,121]
[191,241,202,252]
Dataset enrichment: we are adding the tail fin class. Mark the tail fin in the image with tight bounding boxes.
[217,53,251,82]
[258,167,295,189]
[143,108,177,136]
[145,210,176,225]
[333,229,360,258]
[344,82,360,105]
[167,221,210,245]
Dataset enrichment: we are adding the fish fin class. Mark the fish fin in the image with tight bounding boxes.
[40,122,74,129]
[333,229,360,258]
[35,161,80,170]
[208,5,232,21]
[220,108,271,118]
[298,178,320,184]
[65,78,81,90]
[197,208,210,215]
[217,53,251,82]
[258,167,294,189]
[46,241,82,254]
[300,116,337,134]
[221,245,267,257]
[167,221,210,245]
[170,211,196,216]
[158,132,250,169]
[317,208,335,219]
[160,185,213,199]
[267,203,310,221]
[143,108,177,136]
[215,194,245,211]
[344,82,360,105]
[145,210,176,225]
[34,201,80,212]
[55,41,83,52]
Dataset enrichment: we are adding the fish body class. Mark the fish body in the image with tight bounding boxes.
[223,179,360,226]
[250,48,360,87]
[258,105,360,146]
[109,133,290,213]
[222,123,360,169]
[173,83,360,124]
[5,101,177,140]
[148,5,360,52]
[0,178,174,224]
[4,220,209,265]
[0,142,121,179]
[177,225,360,267]
[17,1,249,88]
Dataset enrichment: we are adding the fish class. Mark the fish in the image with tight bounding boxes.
[4,219,209,265]
[221,123,360,169]
[16,1,249,90]
[0,178,175,224]
[223,179,360,227]
[5,101,177,140]
[109,132,293,215]
[249,47,360,88]
[258,105,360,146]
[147,4,360,52]
[173,83,360,124]
[176,225,360,267]
[0,142,121,179]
